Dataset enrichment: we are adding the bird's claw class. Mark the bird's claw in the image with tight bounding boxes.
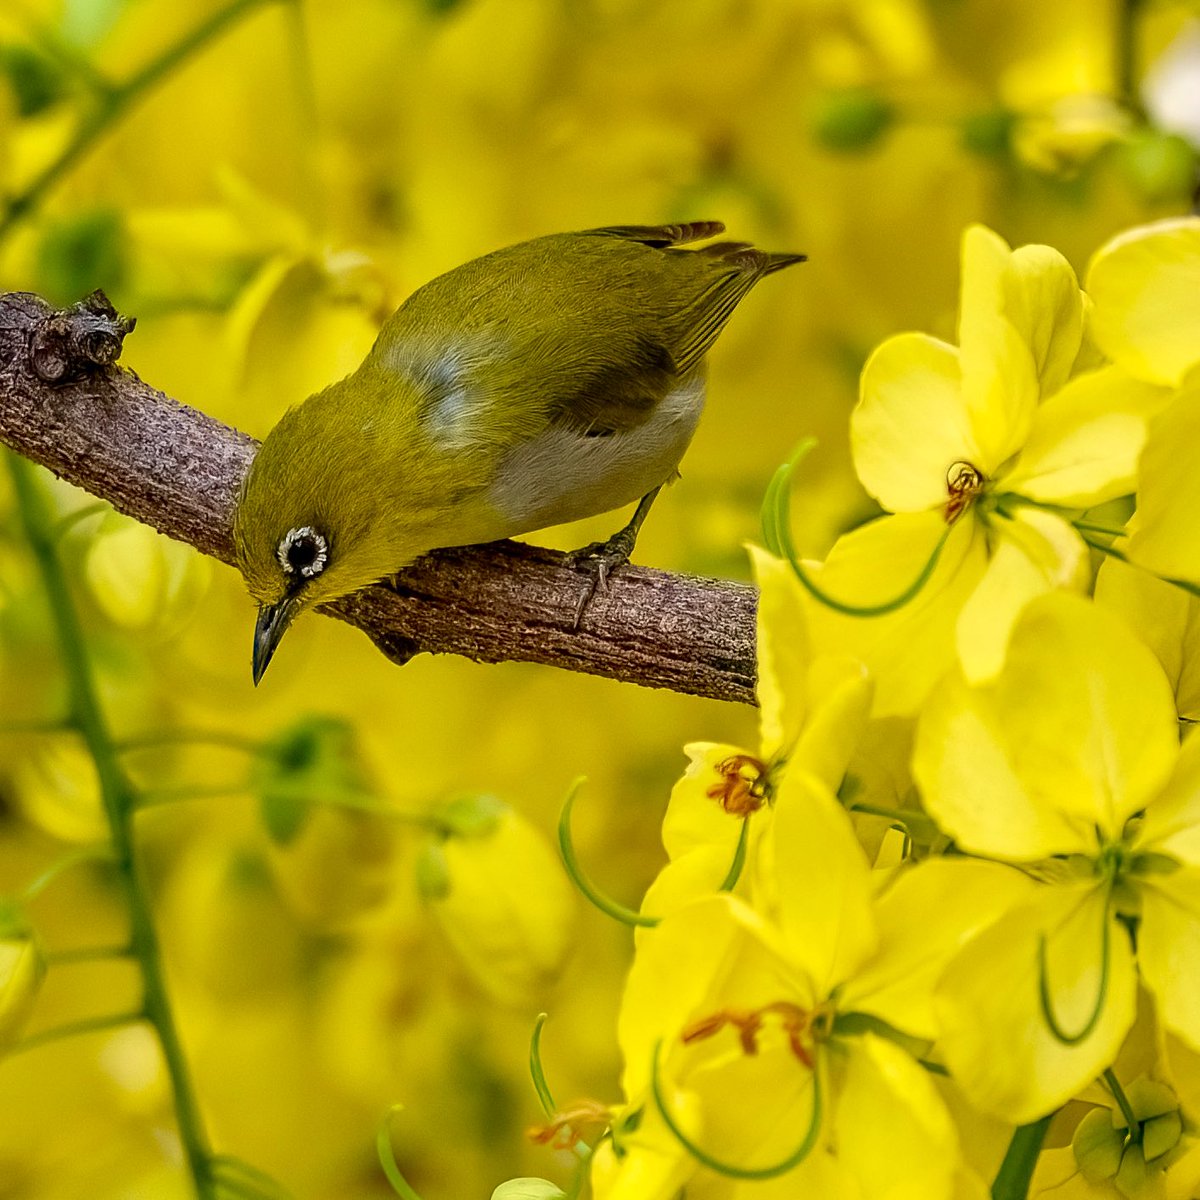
[567,533,637,629]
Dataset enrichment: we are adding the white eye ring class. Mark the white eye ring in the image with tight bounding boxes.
[277,526,328,579]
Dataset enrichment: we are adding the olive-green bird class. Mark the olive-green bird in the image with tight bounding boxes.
[233,221,804,683]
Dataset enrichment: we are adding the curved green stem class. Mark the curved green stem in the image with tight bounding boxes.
[718,816,751,893]
[650,1039,823,1179]
[8,453,215,1198]
[9,1008,144,1057]
[530,1013,557,1119]
[376,1106,425,1200]
[53,502,110,540]
[557,779,659,928]
[19,843,115,902]
[1037,891,1111,1046]
[210,1155,293,1200]
[762,442,955,617]
[1103,1068,1140,1139]
[0,0,277,245]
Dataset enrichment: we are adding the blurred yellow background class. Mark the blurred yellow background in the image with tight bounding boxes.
[0,0,1196,1196]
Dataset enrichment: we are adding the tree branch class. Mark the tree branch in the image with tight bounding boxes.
[0,291,758,705]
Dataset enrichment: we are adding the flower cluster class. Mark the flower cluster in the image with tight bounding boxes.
[519,218,1200,1200]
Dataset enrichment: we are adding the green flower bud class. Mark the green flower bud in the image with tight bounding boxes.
[810,88,895,152]
[0,44,67,118]
[255,717,396,929]
[490,1179,565,1199]
[1073,1107,1124,1183]
[961,109,1016,158]
[253,716,368,844]
[1116,131,1198,205]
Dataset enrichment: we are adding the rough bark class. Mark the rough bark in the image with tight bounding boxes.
[0,291,758,705]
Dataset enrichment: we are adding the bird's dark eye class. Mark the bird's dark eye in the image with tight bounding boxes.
[277,526,328,580]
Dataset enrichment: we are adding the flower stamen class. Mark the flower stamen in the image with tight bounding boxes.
[944,461,985,522]
[527,1099,613,1149]
[708,755,770,816]
[682,1001,826,1068]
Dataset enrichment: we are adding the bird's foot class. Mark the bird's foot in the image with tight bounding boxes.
[567,528,639,629]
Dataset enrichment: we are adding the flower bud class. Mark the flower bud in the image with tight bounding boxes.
[0,905,45,1054]
[253,717,397,929]
[424,797,576,1006]
[490,1179,565,1199]
[810,88,895,152]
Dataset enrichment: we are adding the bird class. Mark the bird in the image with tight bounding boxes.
[232,221,805,684]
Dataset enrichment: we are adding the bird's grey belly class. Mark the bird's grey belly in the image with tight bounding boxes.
[486,371,706,537]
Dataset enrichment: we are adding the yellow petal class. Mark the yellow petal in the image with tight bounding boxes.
[1086,218,1200,386]
[843,857,1039,1041]
[1004,366,1170,506]
[804,513,989,718]
[958,226,1039,469]
[1094,555,1200,722]
[662,743,752,861]
[750,545,812,760]
[770,772,877,995]
[1004,242,1085,399]
[640,844,748,923]
[1138,870,1200,1055]
[853,333,979,512]
[1129,383,1200,583]
[0,935,46,1053]
[589,1100,697,1200]
[834,1032,959,1200]
[936,884,1137,1122]
[617,895,805,1099]
[918,592,1179,858]
[1134,733,1200,865]
[429,806,578,1007]
[954,507,1088,685]
[793,655,873,794]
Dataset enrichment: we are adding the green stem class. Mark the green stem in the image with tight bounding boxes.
[376,1106,425,1200]
[0,0,276,245]
[7,453,215,1199]
[1117,0,1145,119]
[991,1114,1054,1200]
[8,1008,144,1057]
[529,1013,557,1119]
[19,843,114,902]
[1103,1069,1140,1139]
[135,780,439,827]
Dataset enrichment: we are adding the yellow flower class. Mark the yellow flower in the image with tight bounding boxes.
[641,545,870,919]
[1095,556,1200,722]
[1086,218,1200,584]
[597,772,1020,1200]
[914,592,1200,1121]
[0,907,44,1056]
[422,795,577,1008]
[801,224,1167,716]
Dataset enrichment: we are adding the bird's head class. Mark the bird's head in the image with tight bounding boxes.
[232,375,428,685]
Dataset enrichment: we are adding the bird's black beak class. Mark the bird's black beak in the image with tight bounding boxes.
[252,594,301,686]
